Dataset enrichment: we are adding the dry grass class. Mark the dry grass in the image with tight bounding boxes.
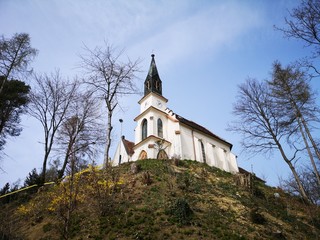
[1,159,319,240]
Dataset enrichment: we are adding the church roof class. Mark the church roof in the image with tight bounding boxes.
[148,54,159,77]
[175,114,233,150]
[133,135,171,149]
[122,136,135,156]
[144,54,162,96]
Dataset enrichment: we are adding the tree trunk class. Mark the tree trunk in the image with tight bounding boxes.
[298,117,320,187]
[104,107,113,167]
[41,152,49,185]
[274,135,310,203]
[58,141,73,180]
[41,127,56,184]
[300,115,320,162]
[59,132,78,180]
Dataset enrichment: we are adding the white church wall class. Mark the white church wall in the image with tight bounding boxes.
[228,153,239,173]
[131,111,239,173]
[151,113,166,139]
[212,146,222,169]
[177,123,238,173]
[208,144,217,167]
[135,111,153,144]
[134,120,140,144]
[133,136,169,160]
[179,125,195,160]
[112,142,121,165]
[112,141,131,166]
[139,93,167,113]
[193,132,213,165]
[165,116,181,159]
[149,94,167,111]
[222,149,230,172]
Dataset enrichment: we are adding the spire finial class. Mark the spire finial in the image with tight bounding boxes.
[151,53,155,58]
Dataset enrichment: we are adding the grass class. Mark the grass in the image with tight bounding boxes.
[1,159,319,240]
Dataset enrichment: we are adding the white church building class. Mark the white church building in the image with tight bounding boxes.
[113,54,239,173]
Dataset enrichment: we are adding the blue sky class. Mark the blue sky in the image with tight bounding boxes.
[0,0,318,187]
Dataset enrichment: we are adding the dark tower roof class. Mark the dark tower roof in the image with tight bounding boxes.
[144,54,162,96]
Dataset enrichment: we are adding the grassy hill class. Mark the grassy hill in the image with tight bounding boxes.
[1,159,319,240]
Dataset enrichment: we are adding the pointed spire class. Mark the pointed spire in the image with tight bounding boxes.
[148,54,159,77]
[144,54,162,96]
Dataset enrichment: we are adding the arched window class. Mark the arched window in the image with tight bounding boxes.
[145,80,150,90]
[142,119,148,140]
[157,149,168,159]
[139,150,147,159]
[157,118,163,138]
[200,140,206,163]
[155,81,160,90]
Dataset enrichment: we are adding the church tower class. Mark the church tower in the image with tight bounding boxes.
[113,54,238,174]
[137,54,168,113]
[133,54,170,159]
[144,54,162,96]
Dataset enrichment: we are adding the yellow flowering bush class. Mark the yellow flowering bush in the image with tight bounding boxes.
[16,204,32,216]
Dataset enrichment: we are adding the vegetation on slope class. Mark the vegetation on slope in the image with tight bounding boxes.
[1,159,319,240]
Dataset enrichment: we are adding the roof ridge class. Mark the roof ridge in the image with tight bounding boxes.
[175,113,233,149]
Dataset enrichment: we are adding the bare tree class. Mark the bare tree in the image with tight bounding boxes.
[55,91,106,180]
[0,33,37,94]
[276,0,320,75]
[229,78,310,202]
[280,164,320,204]
[79,43,140,165]
[280,0,320,53]
[28,71,78,183]
[268,62,320,187]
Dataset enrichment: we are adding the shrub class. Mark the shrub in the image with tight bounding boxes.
[252,186,265,199]
[250,208,266,225]
[176,172,191,191]
[167,198,193,225]
[141,171,152,185]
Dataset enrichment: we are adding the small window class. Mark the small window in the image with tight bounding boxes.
[200,140,206,163]
[142,119,147,140]
[155,81,160,90]
[146,81,150,90]
[157,118,163,138]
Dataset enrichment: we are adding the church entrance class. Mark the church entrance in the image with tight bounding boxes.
[157,150,168,159]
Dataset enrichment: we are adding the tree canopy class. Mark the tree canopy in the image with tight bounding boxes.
[0,33,37,94]
[230,62,320,203]
[0,76,30,151]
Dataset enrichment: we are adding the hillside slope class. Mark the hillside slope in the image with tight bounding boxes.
[1,159,319,240]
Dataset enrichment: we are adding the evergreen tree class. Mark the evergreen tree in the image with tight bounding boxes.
[0,76,30,151]
[24,168,42,187]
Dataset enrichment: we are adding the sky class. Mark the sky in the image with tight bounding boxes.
[0,0,319,187]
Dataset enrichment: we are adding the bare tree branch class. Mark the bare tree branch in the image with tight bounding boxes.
[28,70,78,183]
[79,43,141,165]
[229,78,310,202]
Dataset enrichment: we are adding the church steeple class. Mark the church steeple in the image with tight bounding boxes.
[144,54,162,96]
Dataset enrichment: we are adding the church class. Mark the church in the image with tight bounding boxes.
[113,54,239,173]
